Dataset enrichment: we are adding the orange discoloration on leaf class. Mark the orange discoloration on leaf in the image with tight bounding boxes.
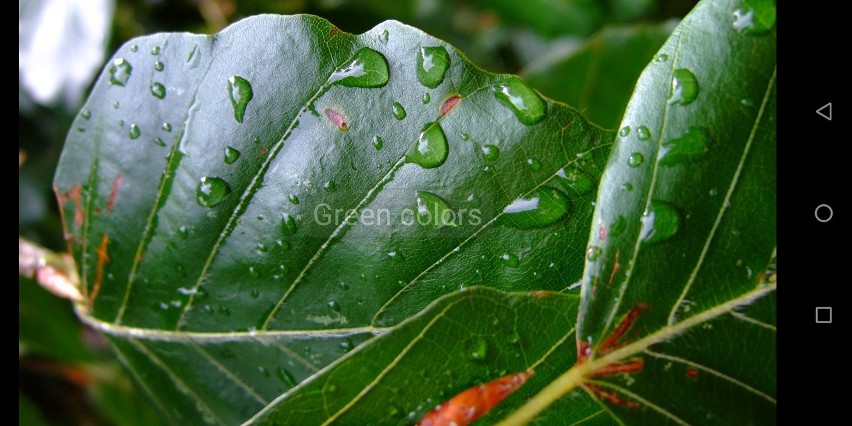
[685,368,699,379]
[89,234,110,308]
[608,250,621,287]
[324,108,349,131]
[599,302,649,356]
[107,174,123,212]
[417,370,534,426]
[590,358,644,377]
[56,185,84,228]
[440,95,461,116]
[598,218,607,241]
[530,290,555,299]
[583,383,639,408]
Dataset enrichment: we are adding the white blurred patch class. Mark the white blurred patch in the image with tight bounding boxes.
[19,0,115,106]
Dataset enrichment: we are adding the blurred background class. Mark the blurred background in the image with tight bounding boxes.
[19,0,695,424]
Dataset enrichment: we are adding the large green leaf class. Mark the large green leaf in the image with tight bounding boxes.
[54,15,613,424]
[257,0,777,423]
[523,22,675,129]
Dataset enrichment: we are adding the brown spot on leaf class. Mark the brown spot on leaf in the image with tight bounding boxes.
[530,290,554,299]
[90,234,110,308]
[417,370,534,426]
[685,368,699,379]
[324,108,349,131]
[590,358,644,377]
[55,185,84,228]
[107,174,123,212]
[608,250,621,287]
[329,26,339,37]
[440,95,461,116]
[258,146,268,156]
[599,302,649,356]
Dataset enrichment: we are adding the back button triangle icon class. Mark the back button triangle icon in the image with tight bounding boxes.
[816,102,832,121]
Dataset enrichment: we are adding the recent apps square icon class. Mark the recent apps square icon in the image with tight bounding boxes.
[816,307,833,324]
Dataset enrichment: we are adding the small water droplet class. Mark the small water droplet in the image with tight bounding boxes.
[611,216,627,237]
[493,77,546,125]
[108,58,133,86]
[276,367,297,387]
[129,124,141,140]
[656,53,669,62]
[499,187,571,229]
[324,181,337,192]
[668,69,699,106]
[227,76,253,123]
[659,127,710,166]
[641,200,681,244]
[162,122,172,132]
[637,125,651,140]
[527,158,541,171]
[380,29,389,44]
[372,135,383,150]
[218,305,230,316]
[462,133,470,141]
[150,45,161,55]
[741,98,755,108]
[248,266,260,278]
[709,188,718,196]
[481,144,500,161]
[224,146,240,164]
[621,182,634,191]
[196,176,231,207]
[153,137,166,147]
[619,126,631,137]
[287,194,300,205]
[586,246,602,261]
[150,82,166,99]
[113,101,120,109]
[130,45,138,52]
[250,288,260,299]
[415,192,456,229]
[154,61,164,72]
[733,0,775,35]
[178,226,189,239]
[118,119,125,127]
[405,122,448,168]
[501,253,520,268]
[392,102,407,120]
[339,338,354,352]
[557,167,594,195]
[81,110,91,120]
[628,152,644,168]
[422,92,431,104]
[417,46,451,88]
[470,337,488,361]
[331,48,390,88]
[328,300,340,312]
[281,213,298,236]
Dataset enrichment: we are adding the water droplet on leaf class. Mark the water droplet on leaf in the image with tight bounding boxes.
[659,127,710,166]
[405,122,448,168]
[669,69,699,106]
[481,144,500,161]
[281,213,298,236]
[628,152,644,168]
[227,76,253,123]
[129,124,141,140]
[415,191,456,229]
[417,46,451,88]
[150,82,166,99]
[493,77,546,125]
[196,177,231,207]
[499,187,571,229]
[641,200,681,244]
[637,125,651,140]
[224,146,240,164]
[330,48,389,88]
[108,59,132,86]
[392,102,407,120]
[501,253,520,268]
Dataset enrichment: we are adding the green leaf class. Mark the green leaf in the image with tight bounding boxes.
[19,277,93,363]
[248,287,582,424]
[523,22,674,129]
[257,0,777,424]
[55,15,613,423]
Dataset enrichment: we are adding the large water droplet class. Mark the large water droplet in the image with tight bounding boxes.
[196,177,231,207]
[586,246,602,261]
[493,77,546,125]
[372,135,383,150]
[499,187,571,229]
[557,167,594,195]
[226,76,254,124]
[281,213,298,236]
[659,127,710,166]
[405,122,448,168]
[422,93,431,104]
[501,253,520,268]
[417,46,450,88]
[415,191,456,229]
[330,48,390,88]
[224,146,240,164]
[392,102,407,120]
[641,200,681,244]
[628,152,644,168]
[619,126,631,137]
[733,0,775,35]
[108,58,132,86]
[162,122,172,132]
[150,82,166,99]
[481,144,500,161]
[128,124,140,140]
[668,69,699,106]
